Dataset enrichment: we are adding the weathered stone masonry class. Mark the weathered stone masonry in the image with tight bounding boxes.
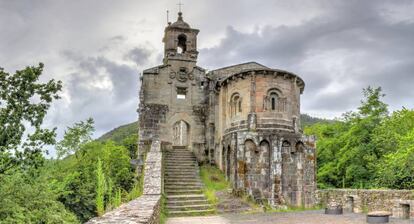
[138,12,317,208]
[317,189,414,219]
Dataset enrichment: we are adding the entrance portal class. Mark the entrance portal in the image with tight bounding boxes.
[347,196,354,213]
[402,204,410,219]
[173,120,190,146]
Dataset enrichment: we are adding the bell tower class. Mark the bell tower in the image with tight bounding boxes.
[163,12,199,65]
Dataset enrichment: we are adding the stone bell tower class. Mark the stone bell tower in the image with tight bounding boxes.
[140,9,207,158]
[163,12,199,66]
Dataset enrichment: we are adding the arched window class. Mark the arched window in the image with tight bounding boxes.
[177,34,187,54]
[231,93,242,117]
[266,88,282,112]
[270,92,278,111]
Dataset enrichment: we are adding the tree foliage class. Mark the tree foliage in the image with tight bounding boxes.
[0,64,139,223]
[96,158,105,216]
[56,118,95,159]
[0,170,78,223]
[306,86,414,189]
[0,63,62,174]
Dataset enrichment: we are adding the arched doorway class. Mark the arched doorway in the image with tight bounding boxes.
[172,120,190,147]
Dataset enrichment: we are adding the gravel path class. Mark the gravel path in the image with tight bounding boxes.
[167,210,413,224]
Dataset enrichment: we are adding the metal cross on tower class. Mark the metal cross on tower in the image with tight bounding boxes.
[177,1,183,13]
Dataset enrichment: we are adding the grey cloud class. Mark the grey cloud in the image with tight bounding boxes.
[198,0,414,117]
[124,47,151,65]
[2,0,414,147]
[52,52,140,137]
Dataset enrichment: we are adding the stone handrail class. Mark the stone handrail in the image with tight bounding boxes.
[87,139,162,224]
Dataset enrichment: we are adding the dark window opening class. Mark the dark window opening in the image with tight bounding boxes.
[177,87,187,99]
[177,34,187,54]
[270,92,278,111]
[231,93,242,117]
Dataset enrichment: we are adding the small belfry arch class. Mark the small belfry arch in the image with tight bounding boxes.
[177,34,187,54]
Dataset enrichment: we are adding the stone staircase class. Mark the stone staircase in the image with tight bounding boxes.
[164,146,214,216]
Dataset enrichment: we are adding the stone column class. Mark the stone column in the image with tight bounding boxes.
[271,137,283,206]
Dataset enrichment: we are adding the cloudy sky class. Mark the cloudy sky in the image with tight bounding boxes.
[1,0,414,151]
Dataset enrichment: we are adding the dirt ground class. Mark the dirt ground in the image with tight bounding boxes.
[167,210,413,224]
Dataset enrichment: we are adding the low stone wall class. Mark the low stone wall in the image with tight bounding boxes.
[87,139,162,224]
[317,189,414,219]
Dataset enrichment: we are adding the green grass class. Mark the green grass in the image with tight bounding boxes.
[200,165,230,205]
[159,194,168,224]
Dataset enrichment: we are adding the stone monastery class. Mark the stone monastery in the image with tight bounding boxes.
[138,11,317,208]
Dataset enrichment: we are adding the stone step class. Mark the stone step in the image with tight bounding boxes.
[165,165,197,168]
[165,179,202,183]
[165,159,196,162]
[165,153,194,156]
[166,199,209,206]
[165,169,196,173]
[165,153,194,155]
[165,173,199,177]
[167,204,212,212]
[172,146,187,149]
[165,151,192,154]
[168,209,215,217]
[165,165,198,169]
[165,157,195,159]
[165,174,199,177]
[165,177,200,181]
[165,160,196,163]
[166,194,206,201]
[165,162,197,165]
[165,151,192,153]
[164,183,203,187]
[165,172,200,177]
[165,164,197,166]
[165,186,203,191]
[166,189,203,195]
[165,155,194,157]
[165,170,197,174]
[164,178,201,184]
[165,164,196,167]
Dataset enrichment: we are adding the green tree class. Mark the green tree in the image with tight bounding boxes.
[96,158,105,216]
[374,109,414,188]
[56,118,95,159]
[121,133,138,159]
[306,86,389,188]
[0,171,78,223]
[47,141,134,222]
[0,63,62,174]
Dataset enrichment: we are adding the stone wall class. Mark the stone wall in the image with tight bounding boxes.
[317,189,414,219]
[87,140,162,224]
